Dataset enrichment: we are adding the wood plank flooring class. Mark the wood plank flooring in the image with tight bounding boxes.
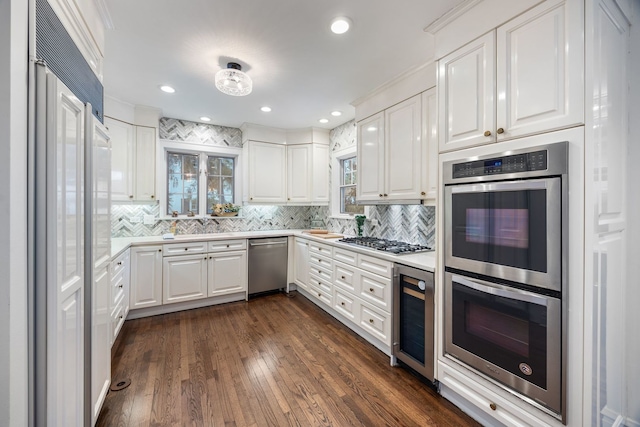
[97,292,480,427]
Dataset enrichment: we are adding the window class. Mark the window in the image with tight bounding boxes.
[340,156,363,214]
[167,152,199,215]
[161,140,242,217]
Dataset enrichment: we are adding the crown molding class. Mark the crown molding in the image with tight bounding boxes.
[423,0,483,34]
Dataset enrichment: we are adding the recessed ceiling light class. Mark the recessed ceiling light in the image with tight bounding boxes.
[331,17,352,34]
[200,116,211,122]
[159,85,175,93]
[319,118,329,124]
[331,111,342,117]
[261,106,272,112]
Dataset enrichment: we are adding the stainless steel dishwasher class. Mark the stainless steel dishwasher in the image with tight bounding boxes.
[248,237,288,296]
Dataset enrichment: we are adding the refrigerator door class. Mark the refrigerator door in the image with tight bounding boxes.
[36,64,86,427]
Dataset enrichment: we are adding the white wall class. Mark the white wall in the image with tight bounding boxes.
[0,0,30,425]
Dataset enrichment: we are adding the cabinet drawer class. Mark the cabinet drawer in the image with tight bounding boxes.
[333,289,356,322]
[333,247,357,266]
[358,254,393,277]
[309,252,332,268]
[309,241,333,257]
[163,241,207,256]
[309,262,332,283]
[308,281,332,307]
[111,269,126,307]
[334,261,357,294]
[111,251,129,277]
[358,270,392,313]
[309,273,332,295]
[359,302,391,345]
[110,300,125,345]
[208,239,246,252]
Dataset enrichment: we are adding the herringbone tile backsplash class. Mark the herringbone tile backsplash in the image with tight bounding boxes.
[112,118,435,247]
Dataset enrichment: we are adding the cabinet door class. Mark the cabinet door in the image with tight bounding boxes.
[293,238,309,290]
[422,88,438,201]
[208,251,247,297]
[134,126,156,201]
[357,112,385,202]
[106,117,134,201]
[163,254,208,304]
[92,265,110,424]
[312,144,330,203]
[385,95,422,200]
[438,32,496,152]
[496,0,583,140]
[248,141,287,203]
[130,246,163,309]
[287,144,311,203]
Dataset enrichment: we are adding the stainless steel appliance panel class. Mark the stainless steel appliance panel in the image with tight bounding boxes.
[248,238,288,296]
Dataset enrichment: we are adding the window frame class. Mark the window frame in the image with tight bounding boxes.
[158,139,243,219]
[330,145,368,219]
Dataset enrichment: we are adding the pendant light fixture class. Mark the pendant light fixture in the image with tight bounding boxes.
[215,62,252,96]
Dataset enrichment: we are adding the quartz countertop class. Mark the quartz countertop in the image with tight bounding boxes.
[112,230,436,272]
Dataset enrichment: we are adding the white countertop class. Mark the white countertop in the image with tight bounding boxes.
[112,230,436,272]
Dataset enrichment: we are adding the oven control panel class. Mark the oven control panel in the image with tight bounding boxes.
[452,149,548,179]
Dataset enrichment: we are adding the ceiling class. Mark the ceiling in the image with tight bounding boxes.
[103,0,464,130]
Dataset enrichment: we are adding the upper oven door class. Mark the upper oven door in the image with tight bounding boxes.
[444,177,562,291]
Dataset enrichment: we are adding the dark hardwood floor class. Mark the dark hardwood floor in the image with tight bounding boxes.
[97,292,480,427]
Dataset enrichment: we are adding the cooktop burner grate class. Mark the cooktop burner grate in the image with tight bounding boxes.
[338,237,433,254]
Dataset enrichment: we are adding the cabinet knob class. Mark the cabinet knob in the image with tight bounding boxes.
[287,198,290,201]
[484,130,491,137]
[226,244,230,248]
[150,195,155,199]
[383,194,388,197]
[421,191,426,196]
[119,315,123,319]
[369,319,374,324]
[318,293,321,297]
[341,302,345,306]
[119,284,123,288]
[158,249,162,252]
[318,270,322,274]
[129,195,134,199]
[369,287,374,292]
[250,197,253,200]
[117,261,122,265]
[185,248,188,251]
[379,194,383,197]
[341,276,345,280]
[497,127,504,134]
[490,403,497,411]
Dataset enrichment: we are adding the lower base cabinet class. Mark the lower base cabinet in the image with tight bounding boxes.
[208,251,247,297]
[163,253,208,304]
[92,264,111,425]
[130,245,163,309]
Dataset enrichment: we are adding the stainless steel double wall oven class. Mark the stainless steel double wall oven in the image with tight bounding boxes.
[443,142,568,420]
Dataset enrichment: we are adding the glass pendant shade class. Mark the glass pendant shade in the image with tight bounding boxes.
[215,62,252,96]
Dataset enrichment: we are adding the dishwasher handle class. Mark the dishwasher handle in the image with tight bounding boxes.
[249,239,287,247]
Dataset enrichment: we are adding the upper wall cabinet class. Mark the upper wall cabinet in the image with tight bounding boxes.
[438,0,584,152]
[242,125,330,205]
[106,117,156,202]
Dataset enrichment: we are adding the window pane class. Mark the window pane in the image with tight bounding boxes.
[344,173,353,186]
[208,157,219,175]
[220,158,233,176]
[206,155,235,214]
[166,152,199,215]
[341,185,364,214]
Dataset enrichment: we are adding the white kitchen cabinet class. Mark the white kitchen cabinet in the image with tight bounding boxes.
[422,88,438,201]
[312,144,330,203]
[287,144,311,203]
[208,250,247,297]
[105,116,156,202]
[163,253,208,304]
[130,245,163,309]
[92,265,110,424]
[246,140,287,203]
[438,0,583,152]
[358,94,433,203]
[293,238,310,291]
[110,249,130,344]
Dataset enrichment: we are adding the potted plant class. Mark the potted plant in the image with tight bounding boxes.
[212,203,241,217]
[355,215,366,237]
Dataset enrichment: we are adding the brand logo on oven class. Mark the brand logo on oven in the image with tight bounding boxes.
[519,363,533,376]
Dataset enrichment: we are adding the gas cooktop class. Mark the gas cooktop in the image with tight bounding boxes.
[338,237,433,255]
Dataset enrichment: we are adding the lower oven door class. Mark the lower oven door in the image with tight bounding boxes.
[444,272,562,415]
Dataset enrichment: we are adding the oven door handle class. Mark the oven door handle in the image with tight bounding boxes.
[449,179,550,194]
[452,275,550,306]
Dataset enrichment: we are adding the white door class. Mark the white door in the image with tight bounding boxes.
[134,126,156,201]
[287,144,311,203]
[438,31,496,152]
[385,94,422,200]
[208,251,247,297]
[248,141,287,203]
[163,254,208,304]
[46,73,85,427]
[496,0,583,141]
[356,112,385,202]
[130,246,163,309]
[293,238,309,290]
[105,117,134,201]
